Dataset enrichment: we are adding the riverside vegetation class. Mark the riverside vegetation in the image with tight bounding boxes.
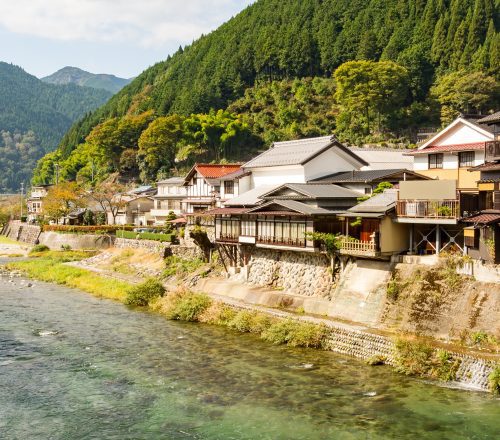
[4,247,499,393]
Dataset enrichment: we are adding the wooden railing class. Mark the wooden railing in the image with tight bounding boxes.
[218,232,239,242]
[396,200,459,219]
[338,238,376,255]
[485,141,500,161]
[257,235,306,248]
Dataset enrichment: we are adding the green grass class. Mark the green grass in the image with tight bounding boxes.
[6,251,131,301]
[0,235,21,245]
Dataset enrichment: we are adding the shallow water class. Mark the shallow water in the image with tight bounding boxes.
[0,270,499,439]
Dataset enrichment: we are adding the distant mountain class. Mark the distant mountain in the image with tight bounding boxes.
[0,62,112,191]
[42,66,132,94]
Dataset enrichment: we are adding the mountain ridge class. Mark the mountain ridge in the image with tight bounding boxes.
[42,66,132,94]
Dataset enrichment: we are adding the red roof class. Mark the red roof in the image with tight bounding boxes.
[195,164,242,179]
[462,211,500,224]
[408,142,486,155]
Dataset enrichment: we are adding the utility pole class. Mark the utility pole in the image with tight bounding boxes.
[20,182,24,221]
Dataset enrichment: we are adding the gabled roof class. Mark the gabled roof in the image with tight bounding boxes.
[349,148,414,170]
[407,142,486,155]
[310,169,428,183]
[219,169,252,181]
[260,183,360,200]
[243,135,368,168]
[184,163,241,183]
[224,185,278,207]
[469,162,500,172]
[157,177,185,185]
[477,111,500,125]
[246,199,337,216]
[462,210,500,225]
[346,189,398,215]
[417,117,494,151]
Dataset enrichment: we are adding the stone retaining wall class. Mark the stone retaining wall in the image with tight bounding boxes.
[115,237,204,260]
[5,221,40,244]
[247,248,333,298]
[39,232,114,250]
[115,237,170,256]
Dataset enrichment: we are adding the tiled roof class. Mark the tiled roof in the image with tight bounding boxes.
[347,189,398,214]
[408,142,486,155]
[219,169,252,181]
[477,111,500,125]
[195,164,242,178]
[349,148,413,170]
[469,162,500,172]
[261,183,359,199]
[157,177,185,184]
[462,210,500,224]
[204,207,249,215]
[247,199,337,215]
[310,169,425,183]
[243,135,367,168]
[224,185,278,207]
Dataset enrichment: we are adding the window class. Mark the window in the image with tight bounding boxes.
[428,153,443,169]
[364,187,372,195]
[459,151,474,168]
[464,228,479,249]
[224,180,234,195]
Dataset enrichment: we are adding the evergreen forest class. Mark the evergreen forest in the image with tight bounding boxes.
[30,0,500,186]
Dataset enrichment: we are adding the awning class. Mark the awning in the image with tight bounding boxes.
[462,211,500,225]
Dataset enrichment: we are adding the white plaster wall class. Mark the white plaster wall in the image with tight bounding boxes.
[304,148,359,181]
[341,183,371,194]
[251,166,305,187]
[413,150,485,171]
[433,123,492,146]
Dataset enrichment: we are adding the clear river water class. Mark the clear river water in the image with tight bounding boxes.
[0,268,499,439]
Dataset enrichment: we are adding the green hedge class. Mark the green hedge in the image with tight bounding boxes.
[116,230,174,242]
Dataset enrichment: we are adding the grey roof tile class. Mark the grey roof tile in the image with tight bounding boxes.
[310,169,420,183]
[347,189,398,214]
[261,183,360,199]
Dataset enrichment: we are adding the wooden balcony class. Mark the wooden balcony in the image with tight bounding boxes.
[485,141,500,162]
[338,237,378,257]
[257,235,306,248]
[217,232,239,243]
[396,200,459,221]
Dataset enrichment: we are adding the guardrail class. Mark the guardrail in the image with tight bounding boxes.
[396,200,459,219]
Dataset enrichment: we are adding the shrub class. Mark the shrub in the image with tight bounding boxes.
[488,365,500,395]
[386,277,401,301]
[117,230,138,239]
[228,310,258,333]
[162,256,205,279]
[61,244,72,251]
[287,322,329,348]
[43,225,135,233]
[139,232,174,242]
[199,301,236,325]
[166,292,212,321]
[30,244,49,253]
[125,279,166,306]
[261,319,328,348]
[394,338,434,376]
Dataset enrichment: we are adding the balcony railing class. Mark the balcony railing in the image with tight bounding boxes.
[485,140,500,161]
[218,232,239,243]
[396,200,459,219]
[338,237,377,256]
[257,235,306,248]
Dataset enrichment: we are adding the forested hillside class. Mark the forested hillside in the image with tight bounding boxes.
[34,0,499,186]
[0,62,112,191]
[42,66,131,94]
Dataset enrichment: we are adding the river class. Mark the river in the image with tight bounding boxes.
[0,268,498,439]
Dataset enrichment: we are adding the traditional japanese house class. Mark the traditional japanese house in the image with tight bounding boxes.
[151,177,186,224]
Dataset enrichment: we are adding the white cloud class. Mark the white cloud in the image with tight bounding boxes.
[0,0,252,47]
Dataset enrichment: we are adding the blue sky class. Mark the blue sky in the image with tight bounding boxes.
[0,0,254,79]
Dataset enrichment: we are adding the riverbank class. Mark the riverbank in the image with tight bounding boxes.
[3,247,499,394]
[0,237,30,257]
[2,274,498,440]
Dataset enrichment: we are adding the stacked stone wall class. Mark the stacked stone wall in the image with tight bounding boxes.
[5,221,40,244]
[247,248,332,298]
[39,232,114,250]
[114,238,204,260]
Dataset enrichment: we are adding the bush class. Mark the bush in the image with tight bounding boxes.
[366,355,386,366]
[43,225,135,233]
[228,310,258,333]
[261,319,328,348]
[198,301,237,325]
[30,244,50,253]
[116,230,175,242]
[125,279,166,306]
[165,292,212,321]
[162,256,205,279]
[116,230,138,239]
[488,365,500,395]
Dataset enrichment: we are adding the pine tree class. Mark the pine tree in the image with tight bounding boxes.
[450,8,471,70]
[431,14,449,64]
[461,0,490,67]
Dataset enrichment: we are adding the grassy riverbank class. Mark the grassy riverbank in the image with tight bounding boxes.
[6,250,132,301]
[0,236,21,245]
[4,247,499,394]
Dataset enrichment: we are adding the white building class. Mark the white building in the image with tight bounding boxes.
[409,116,495,190]
[151,177,186,224]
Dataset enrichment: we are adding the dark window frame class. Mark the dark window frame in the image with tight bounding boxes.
[459,151,474,168]
[428,153,444,169]
[224,180,234,195]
